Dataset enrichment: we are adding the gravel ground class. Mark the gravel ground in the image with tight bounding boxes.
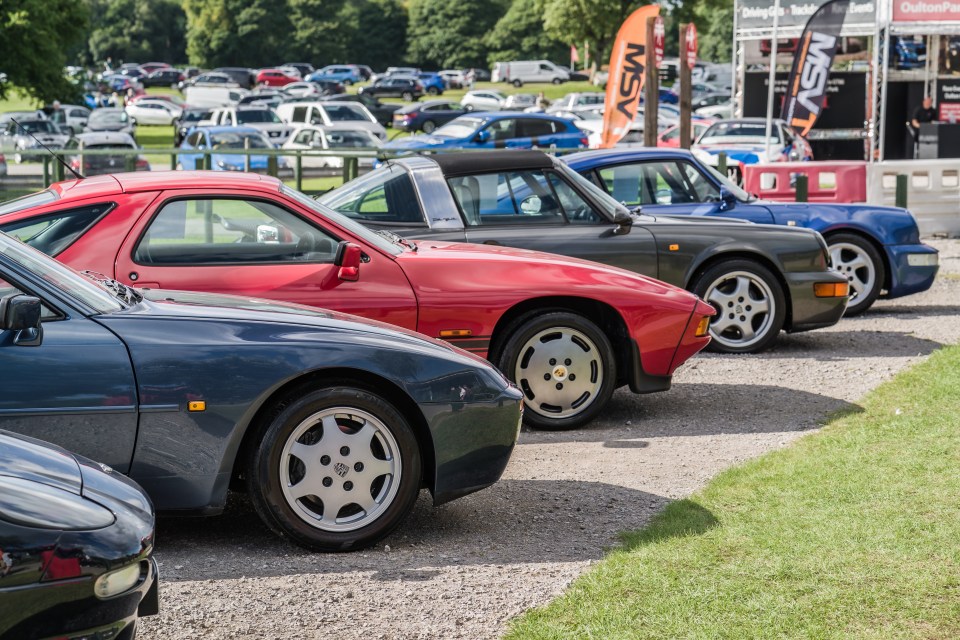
[140,239,960,640]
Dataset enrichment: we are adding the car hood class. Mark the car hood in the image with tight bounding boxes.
[0,430,83,495]
[383,135,462,150]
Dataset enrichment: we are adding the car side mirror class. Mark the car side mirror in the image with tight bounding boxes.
[0,294,43,347]
[613,210,633,235]
[519,195,541,214]
[719,186,736,211]
[474,130,490,143]
[334,241,362,282]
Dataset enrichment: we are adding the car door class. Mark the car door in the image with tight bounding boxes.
[456,168,659,277]
[518,118,557,149]
[589,160,775,223]
[0,263,138,472]
[113,190,419,329]
[482,118,523,148]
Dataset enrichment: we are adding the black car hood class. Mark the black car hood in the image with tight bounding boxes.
[0,430,82,495]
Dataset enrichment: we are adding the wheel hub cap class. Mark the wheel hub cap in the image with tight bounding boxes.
[514,326,603,420]
[829,242,875,304]
[705,271,775,350]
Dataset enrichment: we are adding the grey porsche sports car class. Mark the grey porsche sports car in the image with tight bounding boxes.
[320,150,850,354]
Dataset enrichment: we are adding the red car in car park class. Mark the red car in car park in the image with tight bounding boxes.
[0,171,714,430]
[256,68,298,87]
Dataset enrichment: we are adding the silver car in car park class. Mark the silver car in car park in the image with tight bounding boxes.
[63,132,150,176]
[0,119,70,163]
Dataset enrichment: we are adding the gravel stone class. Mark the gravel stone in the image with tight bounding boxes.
[140,238,960,640]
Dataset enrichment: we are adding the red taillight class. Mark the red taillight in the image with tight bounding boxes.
[70,159,81,171]
[579,136,588,147]
[135,158,150,171]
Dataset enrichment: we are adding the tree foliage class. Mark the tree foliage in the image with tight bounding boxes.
[340,0,408,68]
[694,0,733,62]
[182,0,291,68]
[0,0,89,102]
[86,0,186,65]
[407,0,505,69]
[543,0,641,66]
[485,0,568,67]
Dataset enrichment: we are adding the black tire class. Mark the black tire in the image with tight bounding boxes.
[551,77,562,85]
[826,232,885,316]
[246,386,422,551]
[464,104,474,112]
[692,259,787,354]
[512,79,523,87]
[344,79,353,86]
[494,311,616,430]
[421,120,437,134]
[401,91,414,101]
[427,86,439,95]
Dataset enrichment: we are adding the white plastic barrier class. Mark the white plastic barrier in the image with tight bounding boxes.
[867,160,960,236]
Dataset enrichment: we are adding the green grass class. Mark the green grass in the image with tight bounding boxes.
[507,345,960,639]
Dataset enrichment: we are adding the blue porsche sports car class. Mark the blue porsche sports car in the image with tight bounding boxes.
[0,231,523,551]
[381,112,588,152]
[565,148,939,315]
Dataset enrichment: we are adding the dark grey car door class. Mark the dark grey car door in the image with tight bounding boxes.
[457,169,660,278]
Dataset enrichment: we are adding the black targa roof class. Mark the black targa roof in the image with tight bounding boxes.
[426,150,554,177]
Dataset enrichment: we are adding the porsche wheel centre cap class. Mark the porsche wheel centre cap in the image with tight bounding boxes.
[553,366,568,381]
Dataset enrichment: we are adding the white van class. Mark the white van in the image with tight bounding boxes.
[183,85,250,108]
[492,60,570,87]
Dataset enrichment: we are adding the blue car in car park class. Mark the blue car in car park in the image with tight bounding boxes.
[564,148,939,315]
[178,126,287,172]
[381,112,588,152]
[418,72,446,95]
[307,65,363,85]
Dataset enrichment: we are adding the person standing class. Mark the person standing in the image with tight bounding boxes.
[911,95,937,131]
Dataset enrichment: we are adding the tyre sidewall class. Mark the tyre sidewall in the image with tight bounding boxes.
[494,311,615,430]
[247,386,421,551]
[828,233,885,316]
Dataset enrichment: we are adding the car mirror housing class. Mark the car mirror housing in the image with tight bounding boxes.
[719,186,737,211]
[334,241,362,282]
[0,294,43,347]
[474,130,490,143]
[612,210,634,234]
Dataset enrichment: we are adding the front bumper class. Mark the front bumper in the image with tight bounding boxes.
[785,269,849,332]
[884,244,940,299]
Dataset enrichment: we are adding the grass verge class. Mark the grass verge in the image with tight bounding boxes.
[506,344,960,639]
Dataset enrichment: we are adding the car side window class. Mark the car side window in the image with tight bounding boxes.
[597,162,699,206]
[449,170,565,226]
[486,119,516,141]
[546,173,603,224]
[0,272,61,321]
[294,129,312,145]
[185,131,202,146]
[519,119,555,138]
[323,167,426,226]
[0,204,114,257]
[680,162,721,202]
[134,199,339,265]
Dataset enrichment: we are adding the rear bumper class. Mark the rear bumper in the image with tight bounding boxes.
[883,243,939,299]
[784,270,849,332]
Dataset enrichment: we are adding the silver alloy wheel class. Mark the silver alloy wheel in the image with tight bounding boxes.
[279,407,401,532]
[830,241,876,305]
[705,270,776,350]
[514,326,604,419]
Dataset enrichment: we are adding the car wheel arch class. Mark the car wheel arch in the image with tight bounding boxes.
[821,227,891,292]
[688,251,795,329]
[487,296,634,390]
[228,368,436,497]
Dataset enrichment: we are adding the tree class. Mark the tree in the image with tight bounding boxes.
[340,0,408,68]
[694,0,733,62]
[542,0,641,67]
[485,0,568,67]
[407,0,505,69]
[0,0,89,103]
[287,0,347,64]
[182,0,291,68]
[86,0,186,65]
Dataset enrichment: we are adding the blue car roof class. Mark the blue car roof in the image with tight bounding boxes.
[469,112,576,124]
[564,148,697,167]
[197,126,263,135]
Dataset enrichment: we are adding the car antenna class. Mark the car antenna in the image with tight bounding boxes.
[10,118,84,180]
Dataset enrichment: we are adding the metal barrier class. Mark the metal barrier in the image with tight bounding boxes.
[742,162,867,203]
[866,160,960,236]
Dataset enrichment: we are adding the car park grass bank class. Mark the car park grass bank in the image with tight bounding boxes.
[507,344,960,639]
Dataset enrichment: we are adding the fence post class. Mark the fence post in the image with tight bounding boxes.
[170,153,177,170]
[795,174,808,202]
[267,154,278,177]
[718,152,727,176]
[343,156,358,183]
[42,156,50,187]
[53,157,65,183]
[895,174,908,209]
[295,152,303,192]
[125,153,136,172]
[244,137,251,173]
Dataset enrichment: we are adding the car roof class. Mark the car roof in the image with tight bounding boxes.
[563,148,699,166]
[427,150,553,177]
[51,171,281,198]
[200,126,264,135]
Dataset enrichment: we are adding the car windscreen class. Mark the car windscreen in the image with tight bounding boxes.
[181,110,211,122]
[0,233,124,313]
[326,131,376,148]
[17,121,58,134]
[89,110,128,125]
[236,110,282,124]
[323,104,372,122]
[210,133,271,149]
[699,122,781,144]
[433,117,484,138]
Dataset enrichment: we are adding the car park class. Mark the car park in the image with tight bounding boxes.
[174,107,213,146]
[0,170,714,430]
[392,100,467,133]
[492,60,569,86]
[439,69,465,88]
[0,110,46,127]
[320,150,849,354]
[546,92,605,114]
[503,93,537,110]
[47,104,91,135]
[212,66,257,89]
[1,119,70,163]
[177,126,286,172]
[208,106,294,143]
[359,77,425,101]
[326,93,401,128]
[308,65,362,85]
[0,225,524,550]
[238,91,286,109]
[418,72,446,95]
[461,90,506,112]
[125,98,183,126]
[380,113,588,152]
[64,131,150,175]
[281,81,329,98]
[140,61,171,74]
[658,120,713,148]
[283,62,316,78]
[141,68,185,88]
[0,430,158,638]
[371,66,420,83]
[564,148,940,315]
[282,124,380,168]
[257,68,299,87]
[276,101,387,142]
[85,107,136,135]
[183,83,251,108]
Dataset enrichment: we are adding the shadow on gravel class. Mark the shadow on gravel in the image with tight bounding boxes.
[865,304,960,318]
[754,330,942,360]
[154,479,669,582]
[521,383,860,442]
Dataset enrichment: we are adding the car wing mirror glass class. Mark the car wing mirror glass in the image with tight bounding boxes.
[719,186,736,211]
[334,241,362,282]
[519,195,542,214]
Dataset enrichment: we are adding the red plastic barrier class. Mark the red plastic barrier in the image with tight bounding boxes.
[742,161,867,203]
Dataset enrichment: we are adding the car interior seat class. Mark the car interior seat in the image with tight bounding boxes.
[451,176,481,225]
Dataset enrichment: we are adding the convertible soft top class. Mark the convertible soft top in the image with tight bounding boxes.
[426,149,553,177]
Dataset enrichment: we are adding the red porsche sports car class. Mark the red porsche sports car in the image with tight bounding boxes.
[0,172,714,430]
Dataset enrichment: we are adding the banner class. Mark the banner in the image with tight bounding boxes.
[600,4,660,149]
[893,0,960,22]
[737,0,873,31]
[782,0,849,136]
